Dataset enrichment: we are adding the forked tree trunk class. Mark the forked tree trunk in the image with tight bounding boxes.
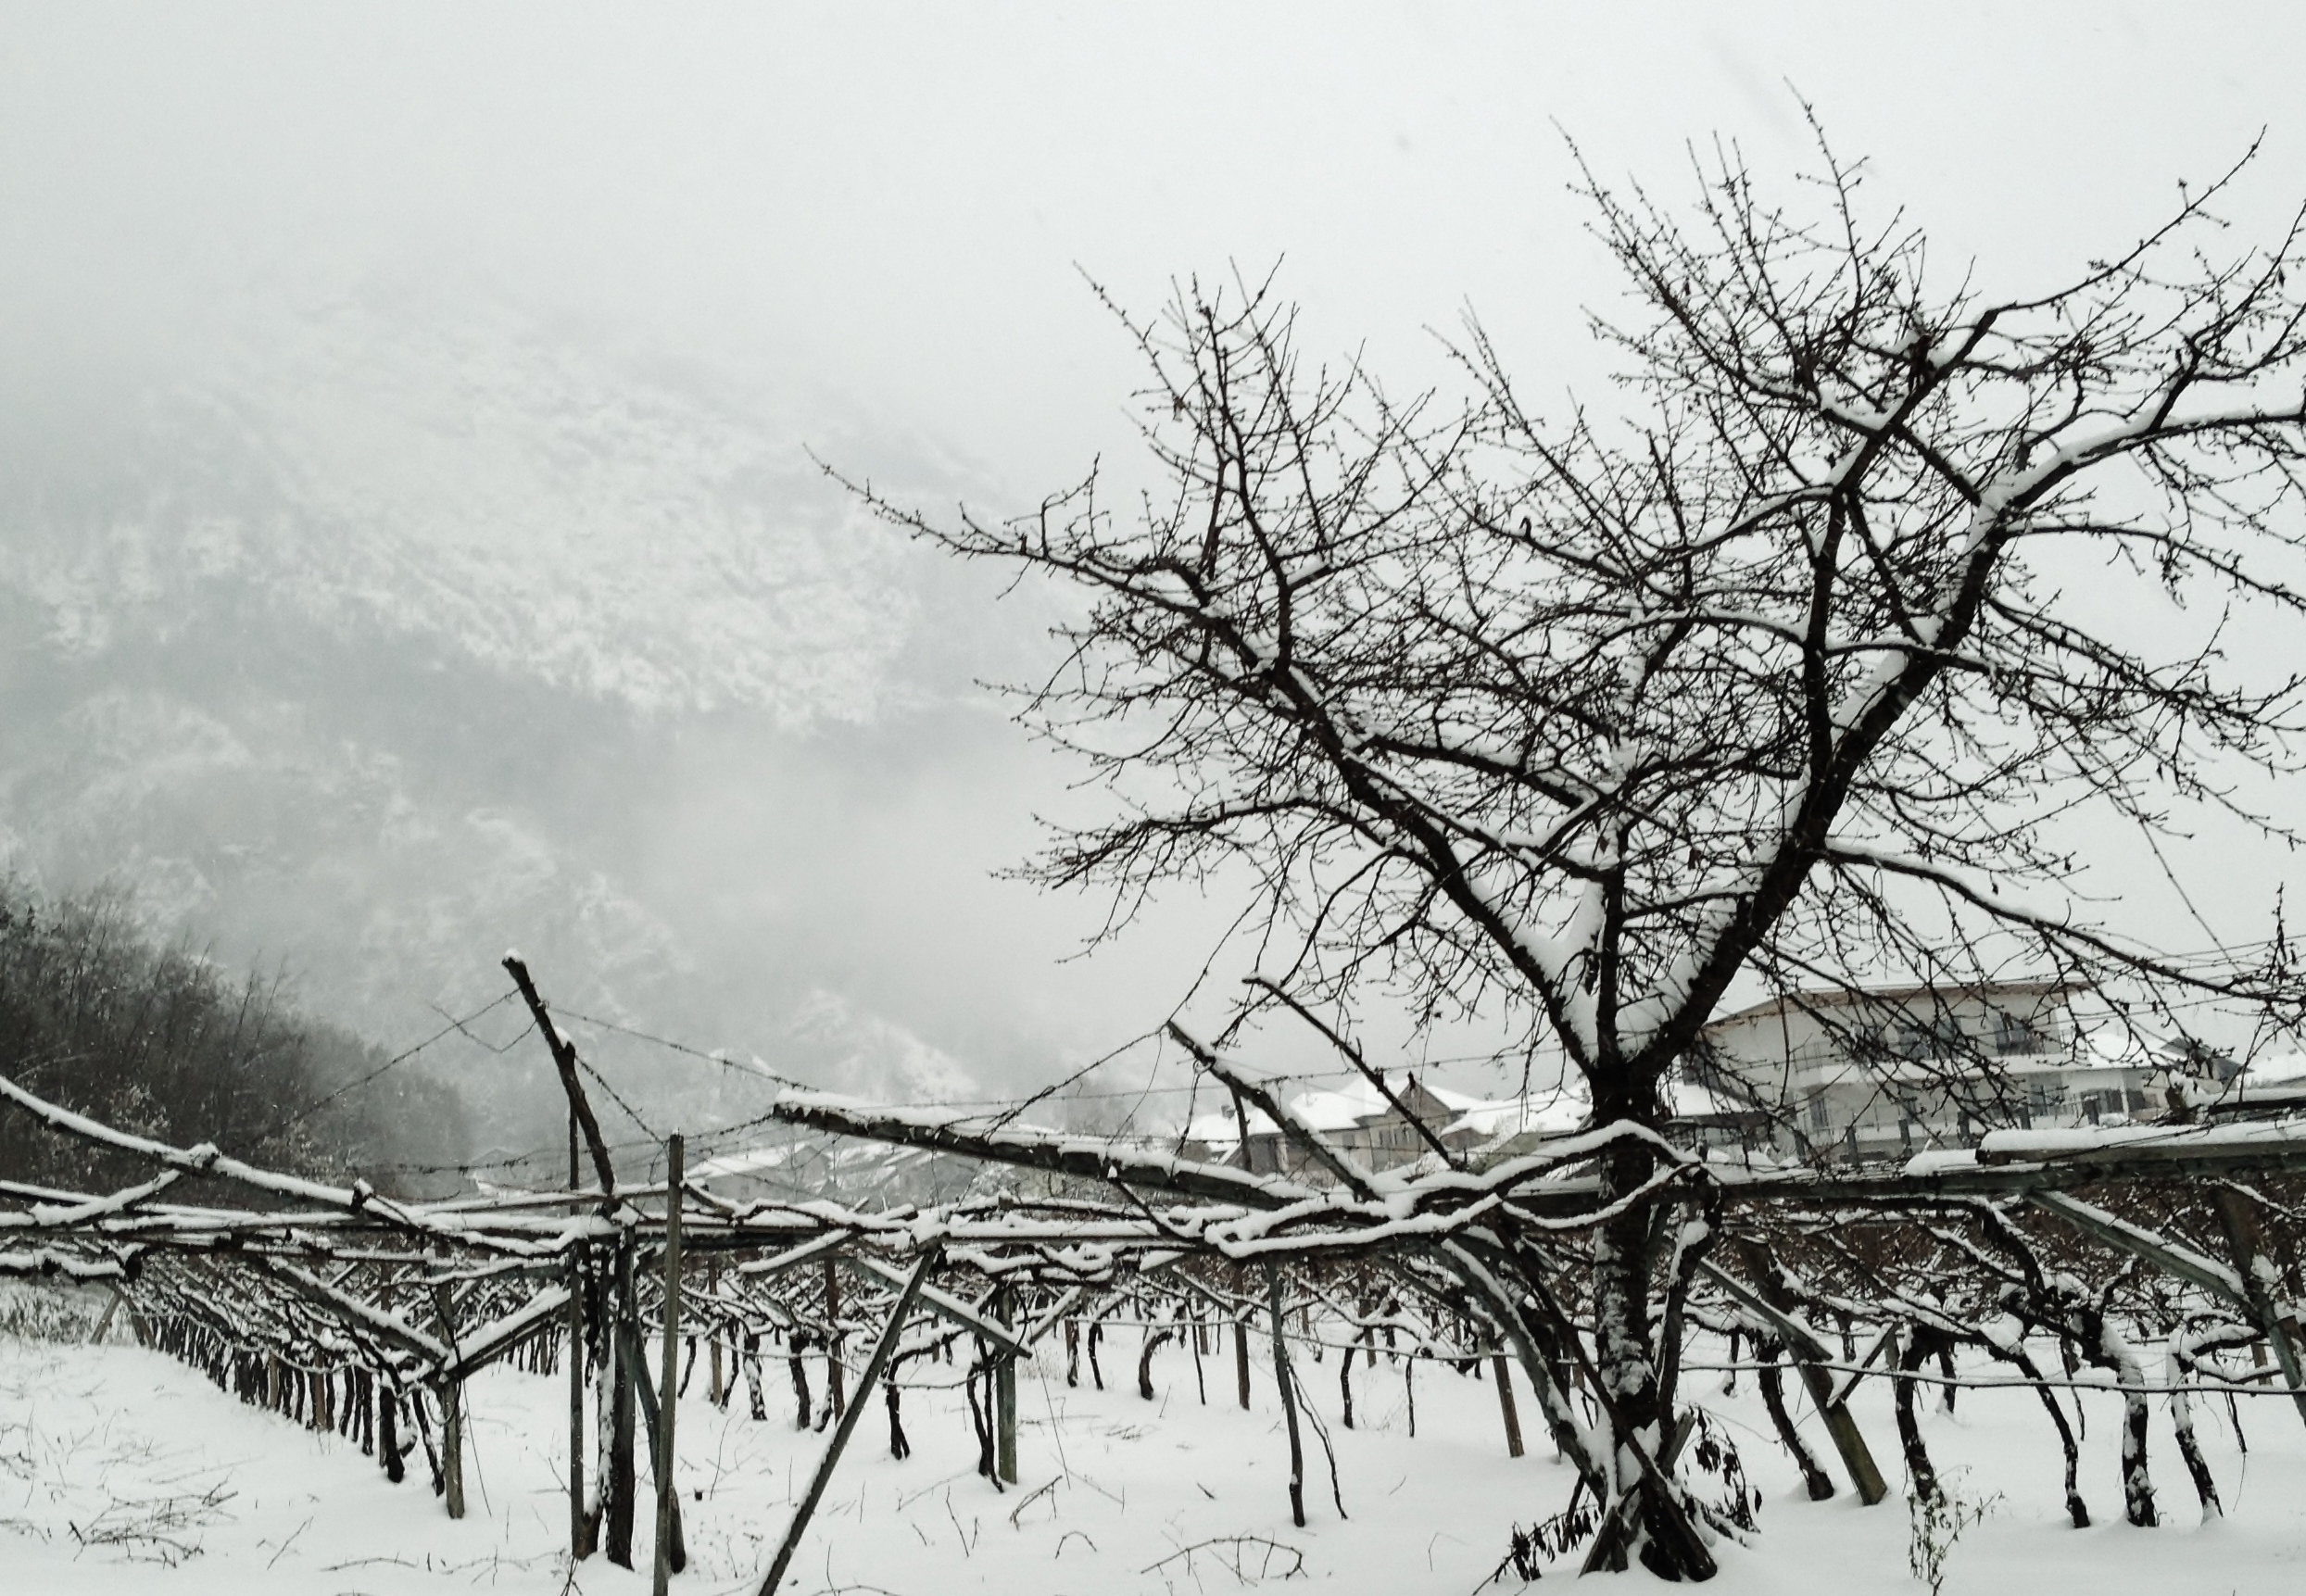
[1589,1135,1701,1578]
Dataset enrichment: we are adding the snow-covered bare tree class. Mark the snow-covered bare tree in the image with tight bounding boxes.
[846,135,2306,1576]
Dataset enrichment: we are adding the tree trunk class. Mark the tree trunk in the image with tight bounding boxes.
[744,1330,766,1422]
[1267,1268,1306,1528]
[1589,1134,1704,1578]
[1137,1326,1172,1401]
[788,1334,812,1430]
[822,1257,846,1424]
[1756,1342,1833,1501]
[1894,1333,1938,1503]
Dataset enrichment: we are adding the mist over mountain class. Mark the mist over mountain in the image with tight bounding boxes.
[0,290,1190,1167]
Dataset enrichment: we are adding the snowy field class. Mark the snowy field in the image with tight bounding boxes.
[6,1288,2305,1594]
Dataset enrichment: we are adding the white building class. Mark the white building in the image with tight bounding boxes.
[1684,981,2166,1165]
[1184,1074,1585,1181]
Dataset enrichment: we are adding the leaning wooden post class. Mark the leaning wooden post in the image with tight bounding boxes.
[431,1282,467,1520]
[758,1247,941,1596]
[1266,1264,1306,1528]
[2211,1185,2306,1434]
[1709,1250,1887,1505]
[505,954,619,1197]
[1492,1352,1525,1458]
[994,1283,1018,1484]
[653,1135,685,1596]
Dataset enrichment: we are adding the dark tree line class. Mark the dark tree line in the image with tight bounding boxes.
[0,881,468,1197]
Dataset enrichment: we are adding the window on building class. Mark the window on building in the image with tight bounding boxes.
[1807,1095,1831,1133]
[1996,1011,2040,1054]
[1889,1016,1966,1060]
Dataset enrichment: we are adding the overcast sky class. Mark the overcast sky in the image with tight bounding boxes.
[3,4,2302,1144]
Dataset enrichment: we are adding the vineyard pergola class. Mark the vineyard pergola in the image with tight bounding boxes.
[9,957,2306,1586]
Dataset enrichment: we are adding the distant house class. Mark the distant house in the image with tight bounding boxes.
[1185,1074,1583,1181]
[1682,980,2167,1165]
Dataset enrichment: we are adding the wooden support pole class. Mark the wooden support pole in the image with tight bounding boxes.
[609,1241,637,1568]
[653,1134,685,1596]
[612,1305,687,1567]
[758,1248,941,1596]
[1707,1252,1888,1505]
[844,1256,1031,1358]
[505,955,618,1196]
[2211,1184,2306,1434]
[431,1283,466,1520]
[569,1246,592,1559]
[1492,1352,1525,1458]
[568,1105,589,1561]
[2028,1191,2249,1304]
[1233,1265,1253,1410]
[994,1284,1018,1485]
[709,1259,724,1407]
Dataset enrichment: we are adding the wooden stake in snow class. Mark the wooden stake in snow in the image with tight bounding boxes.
[568,1245,591,1558]
[2211,1185,2306,1434]
[431,1283,466,1520]
[1233,1264,1253,1411]
[757,1247,941,1596]
[1491,1353,1524,1458]
[1708,1250,1887,1505]
[653,1134,685,1596]
[709,1259,724,1407]
[609,1240,638,1567]
[503,955,617,1198]
[994,1284,1018,1484]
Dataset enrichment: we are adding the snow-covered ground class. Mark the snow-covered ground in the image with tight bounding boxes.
[6,1297,2305,1593]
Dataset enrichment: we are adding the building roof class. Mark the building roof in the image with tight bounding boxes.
[1184,1074,1584,1149]
[1702,979,2085,1033]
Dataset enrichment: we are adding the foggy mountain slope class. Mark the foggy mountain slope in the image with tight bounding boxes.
[0,296,1065,1161]
[5,295,923,721]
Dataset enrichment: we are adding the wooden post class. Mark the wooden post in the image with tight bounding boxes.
[1710,1250,1887,1505]
[709,1259,725,1407]
[994,1284,1018,1484]
[613,1302,687,1568]
[2211,1185,2306,1433]
[653,1135,685,1596]
[1492,1352,1525,1458]
[758,1249,940,1596]
[569,1093,592,1561]
[431,1283,466,1520]
[506,955,618,1196]
[1233,1265,1253,1410]
[609,1241,637,1567]
[1266,1265,1305,1528]
[569,1248,590,1556]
